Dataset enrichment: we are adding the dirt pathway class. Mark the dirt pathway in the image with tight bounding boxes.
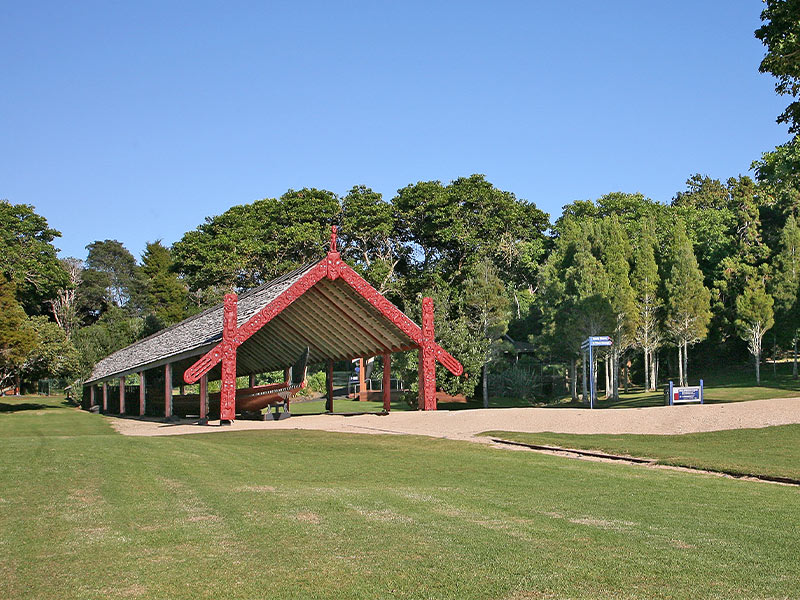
[108,396,800,442]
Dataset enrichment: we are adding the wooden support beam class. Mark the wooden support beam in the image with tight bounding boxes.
[220,294,237,424]
[249,374,256,388]
[199,374,208,425]
[102,382,108,412]
[358,357,366,401]
[179,384,185,395]
[164,363,172,418]
[326,360,334,412]
[89,385,95,408]
[119,377,125,414]
[419,297,436,411]
[139,371,146,416]
[383,353,391,412]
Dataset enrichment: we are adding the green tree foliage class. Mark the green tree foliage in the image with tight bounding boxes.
[340,186,406,297]
[663,219,712,386]
[395,174,548,292]
[136,241,190,332]
[464,259,511,408]
[84,240,139,309]
[49,257,82,339]
[0,200,68,313]
[600,216,636,399]
[537,218,614,400]
[71,307,142,379]
[21,316,80,383]
[753,137,800,218]
[0,276,37,389]
[756,0,800,133]
[672,175,737,289]
[173,189,340,292]
[630,219,662,391]
[769,214,800,375]
[735,278,775,384]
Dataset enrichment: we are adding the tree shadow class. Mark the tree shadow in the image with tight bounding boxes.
[0,402,54,413]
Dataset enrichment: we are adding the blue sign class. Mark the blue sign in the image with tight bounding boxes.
[666,380,704,405]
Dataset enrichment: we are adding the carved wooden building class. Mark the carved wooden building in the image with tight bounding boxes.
[83,227,463,423]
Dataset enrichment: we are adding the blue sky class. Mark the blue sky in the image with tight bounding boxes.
[0,1,789,260]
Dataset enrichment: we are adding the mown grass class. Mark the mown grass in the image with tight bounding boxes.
[482,424,800,481]
[1,395,799,599]
[549,361,800,409]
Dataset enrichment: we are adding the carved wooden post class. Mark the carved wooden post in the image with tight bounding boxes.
[358,357,366,401]
[89,385,95,408]
[383,353,391,412]
[199,374,208,425]
[164,363,172,418]
[102,382,108,412]
[220,293,238,424]
[284,367,290,383]
[119,376,125,414]
[139,371,146,416]
[418,297,436,411]
[326,360,334,412]
[249,374,256,388]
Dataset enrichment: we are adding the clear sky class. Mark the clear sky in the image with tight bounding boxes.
[0,1,790,260]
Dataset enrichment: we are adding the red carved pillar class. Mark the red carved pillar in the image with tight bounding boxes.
[199,374,208,425]
[89,385,95,408]
[119,376,125,414]
[383,353,391,412]
[220,293,238,424]
[139,371,146,416]
[358,357,366,401]
[326,360,334,412]
[164,363,172,418]
[102,382,108,412]
[419,297,437,411]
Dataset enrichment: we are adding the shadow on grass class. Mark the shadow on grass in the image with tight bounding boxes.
[0,402,55,413]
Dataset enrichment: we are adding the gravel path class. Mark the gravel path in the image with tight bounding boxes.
[108,397,800,443]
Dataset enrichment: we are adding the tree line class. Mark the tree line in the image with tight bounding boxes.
[3,1,800,402]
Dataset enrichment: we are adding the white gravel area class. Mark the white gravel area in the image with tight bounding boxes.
[107,397,800,443]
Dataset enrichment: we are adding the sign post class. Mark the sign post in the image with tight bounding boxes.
[580,336,613,409]
[666,379,704,405]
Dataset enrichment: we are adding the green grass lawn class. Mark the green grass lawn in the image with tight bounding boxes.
[548,361,800,409]
[482,425,800,481]
[2,395,800,599]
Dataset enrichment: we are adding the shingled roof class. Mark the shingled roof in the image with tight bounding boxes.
[86,262,316,384]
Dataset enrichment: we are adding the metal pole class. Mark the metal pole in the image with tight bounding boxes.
[589,344,594,409]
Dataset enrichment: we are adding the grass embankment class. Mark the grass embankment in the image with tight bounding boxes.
[2,395,799,599]
[483,425,800,481]
[549,362,800,409]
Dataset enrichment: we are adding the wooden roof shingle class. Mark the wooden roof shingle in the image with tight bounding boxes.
[86,262,317,383]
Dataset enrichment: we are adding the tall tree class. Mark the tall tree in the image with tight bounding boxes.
[756,0,800,133]
[49,257,82,339]
[137,241,190,331]
[769,214,800,376]
[174,189,340,292]
[340,186,407,297]
[464,259,511,408]
[735,278,775,384]
[630,220,662,391]
[84,240,138,309]
[0,200,68,313]
[600,216,636,399]
[663,219,712,386]
[0,276,37,391]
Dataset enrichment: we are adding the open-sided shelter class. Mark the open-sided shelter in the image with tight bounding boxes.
[83,227,463,422]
